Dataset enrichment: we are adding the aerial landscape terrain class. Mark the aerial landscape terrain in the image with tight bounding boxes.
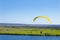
[0,23,60,36]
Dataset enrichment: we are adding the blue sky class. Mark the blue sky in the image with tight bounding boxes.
[0,0,60,24]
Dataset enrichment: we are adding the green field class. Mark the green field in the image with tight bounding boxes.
[0,27,60,36]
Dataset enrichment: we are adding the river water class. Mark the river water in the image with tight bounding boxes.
[0,35,60,40]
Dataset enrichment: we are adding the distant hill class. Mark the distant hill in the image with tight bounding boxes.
[0,23,60,28]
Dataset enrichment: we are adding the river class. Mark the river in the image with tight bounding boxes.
[0,35,60,40]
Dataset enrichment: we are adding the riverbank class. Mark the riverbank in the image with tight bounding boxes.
[0,27,60,36]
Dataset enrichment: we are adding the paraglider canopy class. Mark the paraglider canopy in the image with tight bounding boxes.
[33,16,52,24]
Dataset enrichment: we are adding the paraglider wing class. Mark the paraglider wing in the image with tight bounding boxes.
[33,16,52,24]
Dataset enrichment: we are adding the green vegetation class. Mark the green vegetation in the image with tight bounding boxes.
[0,27,60,36]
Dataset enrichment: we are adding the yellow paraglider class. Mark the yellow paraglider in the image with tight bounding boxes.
[33,16,52,24]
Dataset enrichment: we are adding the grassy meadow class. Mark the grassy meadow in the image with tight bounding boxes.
[0,27,60,36]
